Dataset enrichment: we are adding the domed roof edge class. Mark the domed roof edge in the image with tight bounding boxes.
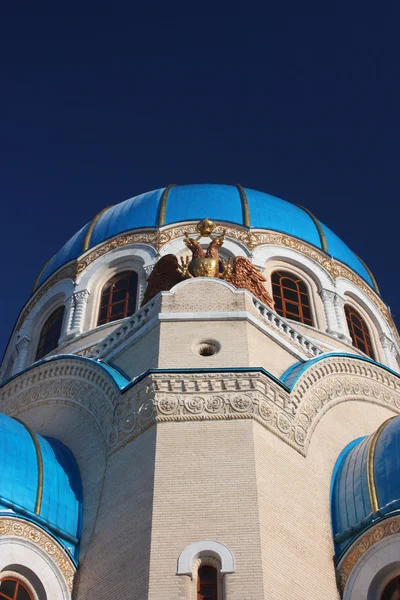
[280,352,400,391]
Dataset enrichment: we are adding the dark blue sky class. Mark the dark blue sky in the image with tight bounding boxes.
[1,4,399,359]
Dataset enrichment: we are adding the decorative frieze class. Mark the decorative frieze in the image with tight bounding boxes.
[337,515,400,593]
[18,223,396,344]
[0,517,76,592]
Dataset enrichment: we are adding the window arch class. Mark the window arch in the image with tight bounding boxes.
[35,306,65,360]
[381,576,400,599]
[271,270,313,326]
[197,565,218,600]
[344,304,375,359]
[98,271,138,326]
[0,578,33,600]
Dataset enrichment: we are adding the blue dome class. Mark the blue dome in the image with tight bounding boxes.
[0,413,82,559]
[331,416,400,560]
[34,184,376,290]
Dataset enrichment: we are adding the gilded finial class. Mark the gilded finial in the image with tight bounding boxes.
[195,218,217,238]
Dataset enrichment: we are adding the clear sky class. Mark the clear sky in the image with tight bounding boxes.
[1,4,399,359]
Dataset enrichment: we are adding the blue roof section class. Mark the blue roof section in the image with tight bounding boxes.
[280,352,400,391]
[164,184,243,226]
[1,354,130,392]
[0,417,38,515]
[0,413,82,560]
[320,223,373,286]
[331,436,371,556]
[33,184,377,292]
[245,187,322,247]
[331,416,400,560]
[37,223,90,288]
[89,188,164,248]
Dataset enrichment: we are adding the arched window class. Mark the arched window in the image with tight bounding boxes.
[344,304,375,359]
[35,306,65,360]
[271,270,313,326]
[197,566,218,600]
[381,575,400,599]
[98,271,138,326]
[0,578,33,600]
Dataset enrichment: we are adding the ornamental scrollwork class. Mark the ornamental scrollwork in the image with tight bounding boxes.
[337,515,400,593]
[0,517,76,591]
[18,221,397,342]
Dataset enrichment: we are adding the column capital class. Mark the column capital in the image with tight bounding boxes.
[380,332,396,352]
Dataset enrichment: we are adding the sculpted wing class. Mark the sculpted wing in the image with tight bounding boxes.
[141,254,185,306]
[227,256,274,308]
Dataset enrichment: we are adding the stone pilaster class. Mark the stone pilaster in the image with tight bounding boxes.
[61,290,90,339]
[380,333,399,371]
[13,335,31,374]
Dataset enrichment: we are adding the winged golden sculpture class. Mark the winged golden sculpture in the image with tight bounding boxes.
[141,219,274,308]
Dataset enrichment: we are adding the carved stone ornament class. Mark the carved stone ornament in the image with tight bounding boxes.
[140,219,274,308]
[19,221,397,341]
[0,358,117,447]
[104,357,400,456]
[0,517,76,592]
[337,515,400,593]
[1,356,400,458]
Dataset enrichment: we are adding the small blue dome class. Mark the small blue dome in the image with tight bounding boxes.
[0,413,82,559]
[331,416,400,559]
[35,184,375,290]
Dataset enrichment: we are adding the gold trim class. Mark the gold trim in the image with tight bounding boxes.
[14,418,44,515]
[82,205,114,252]
[337,515,400,592]
[156,184,176,227]
[18,222,399,346]
[31,256,55,294]
[355,252,380,295]
[236,184,250,228]
[367,416,396,512]
[297,205,328,252]
[0,517,75,591]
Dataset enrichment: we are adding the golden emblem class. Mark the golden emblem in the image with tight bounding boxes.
[141,219,274,308]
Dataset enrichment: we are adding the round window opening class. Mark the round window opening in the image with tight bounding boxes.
[193,340,221,357]
[0,578,33,600]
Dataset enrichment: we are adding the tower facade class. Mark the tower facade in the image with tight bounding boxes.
[1,184,399,600]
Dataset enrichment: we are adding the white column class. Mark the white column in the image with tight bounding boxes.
[13,335,31,373]
[141,264,155,305]
[319,289,352,343]
[319,289,339,335]
[70,290,90,335]
[333,294,353,344]
[380,333,399,371]
[59,294,75,342]
[61,290,90,340]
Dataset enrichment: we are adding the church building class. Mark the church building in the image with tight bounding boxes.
[0,183,400,599]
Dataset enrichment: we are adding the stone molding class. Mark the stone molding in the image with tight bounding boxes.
[0,359,117,446]
[337,515,400,594]
[177,540,235,576]
[0,516,76,592]
[17,223,396,341]
[108,358,400,456]
[2,357,399,458]
[290,357,400,453]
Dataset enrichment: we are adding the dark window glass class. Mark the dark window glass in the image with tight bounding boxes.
[271,271,313,326]
[98,271,138,326]
[381,575,400,600]
[35,306,65,360]
[344,304,375,359]
[0,578,33,600]
[197,566,218,600]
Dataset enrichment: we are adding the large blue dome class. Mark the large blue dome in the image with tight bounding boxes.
[0,413,82,559]
[331,416,400,560]
[35,184,375,290]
